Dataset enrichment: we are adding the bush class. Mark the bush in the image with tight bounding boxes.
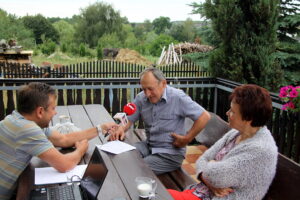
[98,33,122,49]
[148,34,177,57]
[79,43,86,57]
[69,43,79,55]
[85,48,96,58]
[61,43,68,53]
[182,52,211,70]
[97,44,103,59]
[39,40,56,55]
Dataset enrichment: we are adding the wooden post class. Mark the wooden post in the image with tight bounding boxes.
[76,82,82,105]
[85,82,92,104]
[93,81,102,104]
[66,82,74,105]
[57,82,64,106]
[0,82,4,120]
[6,83,15,115]
[112,82,120,116]
[104,82,110,113]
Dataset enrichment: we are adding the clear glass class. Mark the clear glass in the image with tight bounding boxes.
[135,177,157,199]
[52,115,81,134]
[59,115,71,124]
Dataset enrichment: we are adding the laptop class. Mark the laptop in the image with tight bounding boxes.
[30,147,108,200]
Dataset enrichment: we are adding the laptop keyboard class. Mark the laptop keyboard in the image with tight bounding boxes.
[48,185,75,200]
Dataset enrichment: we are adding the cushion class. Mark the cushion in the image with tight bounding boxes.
[185,112,231,147]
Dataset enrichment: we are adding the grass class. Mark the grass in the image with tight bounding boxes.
[144,55,159,65]
[32,51,159,67]
[32,52,97,66]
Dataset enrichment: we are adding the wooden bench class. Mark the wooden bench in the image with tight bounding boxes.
[263,153,300,200]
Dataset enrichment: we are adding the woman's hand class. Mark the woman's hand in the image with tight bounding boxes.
[210,187,233,197]
[200,172,233,197]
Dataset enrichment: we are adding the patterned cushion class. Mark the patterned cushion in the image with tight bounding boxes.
[185,112,231,147]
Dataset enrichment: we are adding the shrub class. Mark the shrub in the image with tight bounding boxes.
[40,40,56,55]
[149,34,177,57]
[79,43,86,57]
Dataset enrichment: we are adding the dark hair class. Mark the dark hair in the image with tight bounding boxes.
[17,82,56,114]
[140,67,166,82]
[229,84,272,127]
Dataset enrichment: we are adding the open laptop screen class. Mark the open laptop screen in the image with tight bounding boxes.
[80,148,108,199]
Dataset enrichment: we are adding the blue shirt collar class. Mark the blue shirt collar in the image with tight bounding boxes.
[161,86,168,102]
[143,86,168,103]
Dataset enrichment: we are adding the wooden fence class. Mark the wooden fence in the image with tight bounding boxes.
[0,77,299,164]
[0,60,210,78]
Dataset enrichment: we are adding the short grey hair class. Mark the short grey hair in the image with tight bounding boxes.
[140,67,166,82]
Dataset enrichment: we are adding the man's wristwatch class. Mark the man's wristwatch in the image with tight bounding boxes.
[96,124,102,135]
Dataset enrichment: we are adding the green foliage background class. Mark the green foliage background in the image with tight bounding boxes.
[0,0,299,90]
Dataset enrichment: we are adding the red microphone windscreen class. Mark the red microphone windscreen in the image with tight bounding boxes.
[123,103,137,116]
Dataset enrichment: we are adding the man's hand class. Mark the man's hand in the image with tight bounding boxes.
[75,139,88,155]
[171,133,191,148]
[101,122,119,134]
[109,125,126,141]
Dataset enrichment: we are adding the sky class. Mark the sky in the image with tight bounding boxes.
[0,0,203,22]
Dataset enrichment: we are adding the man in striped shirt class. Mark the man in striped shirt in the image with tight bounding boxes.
[0,82,112,200]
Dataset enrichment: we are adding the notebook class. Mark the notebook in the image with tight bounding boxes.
[30,147,108,200]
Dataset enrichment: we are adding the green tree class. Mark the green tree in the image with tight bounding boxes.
[169,18,196,42]
[138,31,159,55]
[149,34,177,56]
[202,0,282,90]
[143,19,153,32]
[22,14,59,44]
[133,23,147,40]
[74,2,123,48]
[196,21,220,46]
[278,0,300,40]
[190,3,220,46]
[122,24,139,50]
[274,0,300,85]
[116,23,132,45]
[53,20,75,45]
[98,33,122,49]
[0,9,35,48]
[152,16,172,34]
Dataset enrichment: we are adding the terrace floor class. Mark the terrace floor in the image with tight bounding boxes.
[182,145,207,181]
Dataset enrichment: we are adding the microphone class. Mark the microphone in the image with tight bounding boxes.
[123,102,137,116]
[113,103,137,126]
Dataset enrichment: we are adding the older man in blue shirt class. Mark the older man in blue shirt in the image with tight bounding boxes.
[110,67,210,174]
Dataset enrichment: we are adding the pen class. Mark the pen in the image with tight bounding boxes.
[104,132,110,138]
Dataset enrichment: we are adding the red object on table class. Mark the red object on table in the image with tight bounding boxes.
[123,103,137,116]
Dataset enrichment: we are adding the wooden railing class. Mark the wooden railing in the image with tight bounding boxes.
[0,77,299,164]
[0,61,210,78]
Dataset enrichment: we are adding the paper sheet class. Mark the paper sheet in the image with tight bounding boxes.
[35,164,87,185]
[97,140,136,154]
